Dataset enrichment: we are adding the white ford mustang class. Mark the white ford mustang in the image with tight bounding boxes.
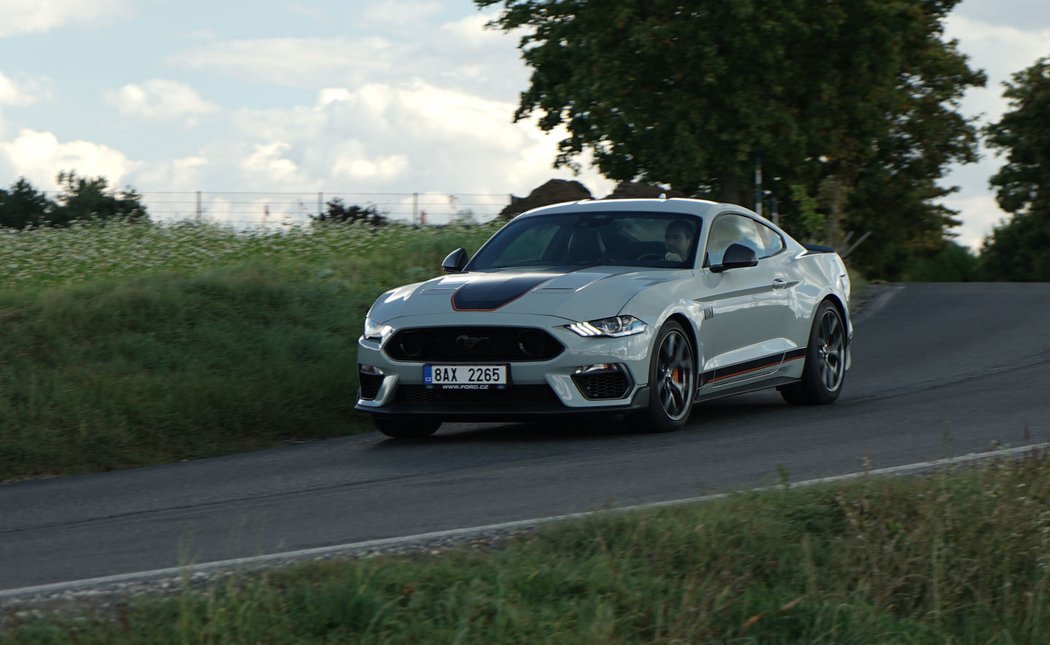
[357,198,851,438]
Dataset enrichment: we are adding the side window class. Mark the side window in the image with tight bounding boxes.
[755,222,785,258]
[705,214,764,265]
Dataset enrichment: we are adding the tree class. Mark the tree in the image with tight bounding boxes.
[904,241,980,281]
[981,211,1050,280]
[0,178,50,229]
[312,199,388,226]
[980,57,1050,281]
[48,171,149,226]
[476,0,984,274]
[0,174,149,230]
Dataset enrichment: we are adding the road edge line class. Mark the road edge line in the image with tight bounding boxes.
[3,441,1047,601]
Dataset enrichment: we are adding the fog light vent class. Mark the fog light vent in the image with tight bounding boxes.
[572,364,631,400]
[359,365,384,400]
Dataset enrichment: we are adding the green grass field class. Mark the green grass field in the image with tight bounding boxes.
[0,221,495,481]
[6,454,1049,643]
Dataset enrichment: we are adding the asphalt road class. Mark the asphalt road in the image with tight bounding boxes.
[3,283,1050,591]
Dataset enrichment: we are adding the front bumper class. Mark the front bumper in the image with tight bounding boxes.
[354,313,654,420]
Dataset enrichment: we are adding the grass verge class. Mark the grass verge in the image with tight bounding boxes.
[0,222,495,481]
[5,454,1050,643]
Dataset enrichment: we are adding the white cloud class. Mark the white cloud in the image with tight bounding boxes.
[220,81,610,210]
[438,10,506,48]
[0,0,135,37]
[0,70,52,106]
[131,155,209,191]
[224,81,514,192]
[354,78,523,147]
[361,0,442,29]
[105,79,218,125]
[231,102,328,143]
[0,129,136,189]
[239,142,315,191]
[332,149,408,182]
[167,7,526,99]
[169,37,398,88]
[287,3,325,20]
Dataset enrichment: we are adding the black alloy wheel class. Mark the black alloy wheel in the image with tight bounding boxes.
[631,320,696,433]
[779,300,847,405]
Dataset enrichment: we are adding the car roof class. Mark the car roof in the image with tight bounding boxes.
[517,197,741,220]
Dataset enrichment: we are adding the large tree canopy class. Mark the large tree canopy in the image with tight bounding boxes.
[981,57,1050,281]
[477,0,984,276]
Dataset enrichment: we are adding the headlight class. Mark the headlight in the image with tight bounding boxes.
[566,315,647,338]
[363,315,393,342]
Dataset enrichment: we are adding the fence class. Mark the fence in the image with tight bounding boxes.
[132,191,514,229]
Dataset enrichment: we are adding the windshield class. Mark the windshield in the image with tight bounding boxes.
[466,211,703,271]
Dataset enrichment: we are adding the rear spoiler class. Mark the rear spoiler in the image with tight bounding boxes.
[803,243,835,254]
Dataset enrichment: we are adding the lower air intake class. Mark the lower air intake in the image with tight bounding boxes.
[573,369,631,400]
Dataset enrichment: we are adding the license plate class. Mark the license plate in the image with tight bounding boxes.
[424,364,508,389]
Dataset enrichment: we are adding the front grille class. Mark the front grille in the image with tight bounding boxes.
[573,370,631,400]
[394,384,562,407]
[358,371,384,400]
[385,327,564,362]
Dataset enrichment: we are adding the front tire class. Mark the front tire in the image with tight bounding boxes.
[373,415,441,439]
[779,300,846,405]
[630,320,696,433]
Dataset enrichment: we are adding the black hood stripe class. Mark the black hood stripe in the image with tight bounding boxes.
[451,275,559,311]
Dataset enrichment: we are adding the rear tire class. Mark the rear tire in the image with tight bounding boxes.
[779,300,846,405]
[630,320,696,433]
[373,416,441,439]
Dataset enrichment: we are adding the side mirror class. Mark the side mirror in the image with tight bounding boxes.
[441,247,468,273]
[710,243,758,273]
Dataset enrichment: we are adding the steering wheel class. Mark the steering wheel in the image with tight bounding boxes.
[636,252,667,261]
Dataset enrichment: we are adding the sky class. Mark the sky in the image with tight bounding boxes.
[0,0,1047,244]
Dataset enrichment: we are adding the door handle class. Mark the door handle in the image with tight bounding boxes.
[772,278,788,290]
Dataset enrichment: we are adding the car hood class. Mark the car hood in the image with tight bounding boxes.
[370,267,682,323]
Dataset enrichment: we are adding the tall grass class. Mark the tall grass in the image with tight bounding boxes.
[0,220,496,290]
[0,221,496,480]
[7,456,1050,642]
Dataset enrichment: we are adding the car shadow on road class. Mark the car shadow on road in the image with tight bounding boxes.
[368,392,795,448]
[371,416,632,447]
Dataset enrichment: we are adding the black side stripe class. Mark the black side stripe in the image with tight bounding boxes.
[699,348,807,386]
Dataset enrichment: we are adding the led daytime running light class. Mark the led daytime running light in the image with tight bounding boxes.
[568,321,603,336]
[566,315,647,338]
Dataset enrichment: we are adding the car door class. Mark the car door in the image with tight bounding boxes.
[694,212,794,390]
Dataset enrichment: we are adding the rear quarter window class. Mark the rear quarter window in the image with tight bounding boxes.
[755,222,785,258]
